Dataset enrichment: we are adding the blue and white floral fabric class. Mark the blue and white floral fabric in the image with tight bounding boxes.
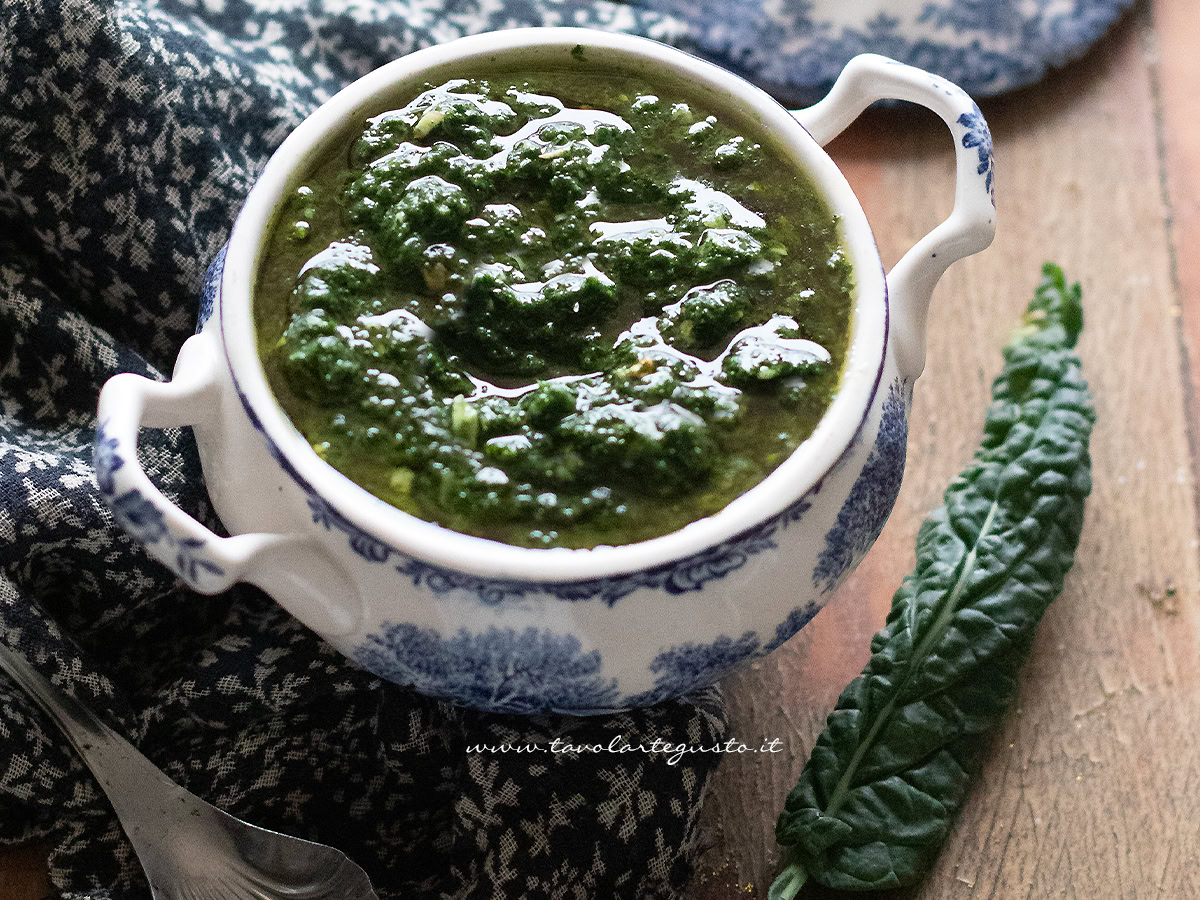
[0,3,732,897]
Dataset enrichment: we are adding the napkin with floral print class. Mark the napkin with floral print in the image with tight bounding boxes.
[0,2,730,897]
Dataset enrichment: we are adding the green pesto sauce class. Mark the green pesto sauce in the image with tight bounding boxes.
[254,70,855,549]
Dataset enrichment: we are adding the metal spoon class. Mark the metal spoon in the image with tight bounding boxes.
[0,641,379,900]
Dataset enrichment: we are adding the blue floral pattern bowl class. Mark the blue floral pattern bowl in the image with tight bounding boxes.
[96,29,995,714]
[661,0,1134,105]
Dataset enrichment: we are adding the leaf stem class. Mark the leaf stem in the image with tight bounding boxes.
[768,862,808,900]
[821,498,1000,817]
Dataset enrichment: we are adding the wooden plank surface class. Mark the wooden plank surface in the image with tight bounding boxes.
[4,3,1199,898]
[1155,0,1200,480]
[690,3,1200,898]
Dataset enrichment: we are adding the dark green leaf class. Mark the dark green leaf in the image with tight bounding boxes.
[771,264,1095,896]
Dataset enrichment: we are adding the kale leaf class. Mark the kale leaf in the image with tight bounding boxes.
[770,264,1095,897]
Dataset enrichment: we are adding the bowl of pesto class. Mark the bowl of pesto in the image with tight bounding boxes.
[95,28,995,714]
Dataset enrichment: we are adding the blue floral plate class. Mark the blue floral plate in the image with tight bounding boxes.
[648,0,1136,105]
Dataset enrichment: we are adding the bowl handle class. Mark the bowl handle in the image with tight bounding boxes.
[793,54,996,380]
[95,333,359,635]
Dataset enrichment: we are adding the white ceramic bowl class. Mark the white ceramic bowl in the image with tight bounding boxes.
[95,28,995,714]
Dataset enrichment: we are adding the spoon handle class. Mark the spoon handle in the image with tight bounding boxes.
[0,642,182,820]
[0,641,382,900]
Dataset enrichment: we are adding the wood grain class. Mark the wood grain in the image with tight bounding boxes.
[1153,0,1200,499]
[690,9,1200,899]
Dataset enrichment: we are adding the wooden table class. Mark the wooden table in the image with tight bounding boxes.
[691,0,1200,896]
[3,1,1197,897]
